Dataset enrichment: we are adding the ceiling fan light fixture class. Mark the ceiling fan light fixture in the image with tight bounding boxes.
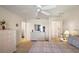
[36,5,42,8]
[37,9,41,12]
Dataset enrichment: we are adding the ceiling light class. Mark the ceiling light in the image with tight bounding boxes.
[36,5,42,8]
[37,9,40,12]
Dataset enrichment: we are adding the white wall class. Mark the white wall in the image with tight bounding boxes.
[62,8,79,34]
[0,7,24,42]
[22,22,31,40]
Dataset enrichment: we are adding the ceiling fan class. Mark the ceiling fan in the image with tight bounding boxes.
[35,5,56,16]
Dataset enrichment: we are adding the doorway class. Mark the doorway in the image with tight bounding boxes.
[51,21,62,39]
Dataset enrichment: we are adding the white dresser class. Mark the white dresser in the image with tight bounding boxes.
[31,31,45,40]
[0,30,16,53]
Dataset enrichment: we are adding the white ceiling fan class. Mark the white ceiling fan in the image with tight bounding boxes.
[36,5,56,16]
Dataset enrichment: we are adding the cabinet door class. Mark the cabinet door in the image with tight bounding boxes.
[4,31,16,53]
[0,32,4,52]
[0,31,16,53]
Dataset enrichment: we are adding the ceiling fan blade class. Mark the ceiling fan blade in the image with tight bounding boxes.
[35,8,40,16]
[41,5,56,10]
[41,11,50,16]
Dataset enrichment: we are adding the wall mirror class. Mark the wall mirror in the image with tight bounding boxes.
[34,24,45,32]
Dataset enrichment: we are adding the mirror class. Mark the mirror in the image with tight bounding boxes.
[34,24,45,32]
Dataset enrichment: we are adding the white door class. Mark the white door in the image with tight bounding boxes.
[52,21,62,38]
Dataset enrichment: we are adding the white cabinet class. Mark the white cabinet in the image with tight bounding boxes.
[31,31,45,40]
[0,30,16,53]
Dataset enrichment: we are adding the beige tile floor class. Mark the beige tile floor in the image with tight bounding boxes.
[29,40,79,53]
[16,38,79,53]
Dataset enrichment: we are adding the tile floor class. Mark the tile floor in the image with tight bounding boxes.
[29,40,79,53]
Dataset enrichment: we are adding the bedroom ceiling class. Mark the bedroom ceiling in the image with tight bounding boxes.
[0,5,78,19]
